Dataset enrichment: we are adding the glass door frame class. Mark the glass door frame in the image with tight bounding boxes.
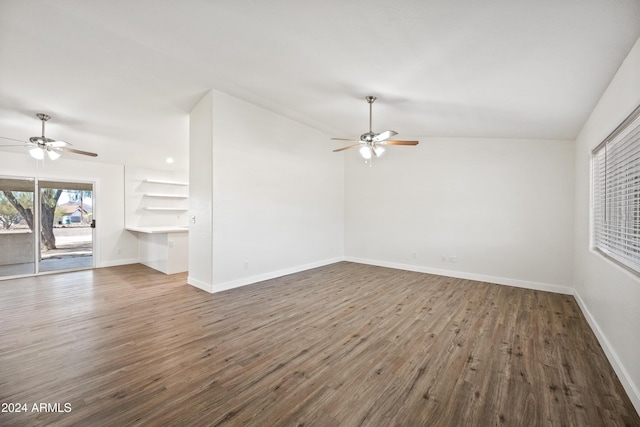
[0,175,96,279]
[37,179,95,274]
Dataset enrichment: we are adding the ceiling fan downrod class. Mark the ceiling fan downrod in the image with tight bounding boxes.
[361,96,377,142]
[37,113,50,138]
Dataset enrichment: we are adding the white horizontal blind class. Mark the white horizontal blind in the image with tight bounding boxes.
[592,105,640,273]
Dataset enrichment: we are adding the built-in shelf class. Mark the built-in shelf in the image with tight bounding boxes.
[125,168,189,237]
[144,207,188,211]
[144,178,189,186]
[143,178,189,211]
[143,193,188,199]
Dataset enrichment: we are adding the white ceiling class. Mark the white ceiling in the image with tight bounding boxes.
[1,0,639,170]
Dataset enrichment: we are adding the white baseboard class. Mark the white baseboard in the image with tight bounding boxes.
[97,258,139,268]
[193,257,344,294]
[186,256,573,296]
[573,291,640,415]
[187,275,214,293]
[344,256,574,295]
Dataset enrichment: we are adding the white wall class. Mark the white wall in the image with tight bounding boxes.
[0,152,139,268]
[188,89,344,292]
[574,36,640,412]
[188,91,214,288]
[345,137,575,293]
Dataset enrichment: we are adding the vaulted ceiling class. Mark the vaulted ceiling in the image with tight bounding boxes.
[1,0,639,170]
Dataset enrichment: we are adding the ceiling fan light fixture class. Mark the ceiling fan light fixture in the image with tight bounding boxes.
[29,146,45,160]
[47,149,61,160]
[359,145,372,159]
[373,146,385,157]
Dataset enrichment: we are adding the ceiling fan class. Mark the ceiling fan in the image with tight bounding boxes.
[0,113,98,160]
[331,96,419,161]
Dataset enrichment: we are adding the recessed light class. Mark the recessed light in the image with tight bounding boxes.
[166,157,174,164]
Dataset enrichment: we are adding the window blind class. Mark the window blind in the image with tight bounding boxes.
[592,104,640,273]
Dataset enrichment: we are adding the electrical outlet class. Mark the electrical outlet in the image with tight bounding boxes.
[116,247,122,254]
[244,261,249,270]
[448,256,458,263]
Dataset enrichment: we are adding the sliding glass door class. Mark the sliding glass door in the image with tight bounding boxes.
[38,181,94,273]
[0,177,36,276]
[0,177,94,278]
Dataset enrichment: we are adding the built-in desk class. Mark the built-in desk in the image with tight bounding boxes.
[126,226,188,274]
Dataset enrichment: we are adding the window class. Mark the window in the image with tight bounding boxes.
[592,104,640,273]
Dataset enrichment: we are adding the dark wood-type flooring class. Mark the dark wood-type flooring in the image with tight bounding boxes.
[0,262,638,426]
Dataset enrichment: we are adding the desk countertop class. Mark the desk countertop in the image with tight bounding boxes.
[125,226,189,234]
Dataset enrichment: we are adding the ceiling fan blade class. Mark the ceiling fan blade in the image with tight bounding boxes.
[331,137,360,142]
[380,140,419,146]
[49,140,71,147]
[0,136,27,144]
[57,146,98,157]
[0,144,29,148]
[373,130,398,142]
[333,144,362,152]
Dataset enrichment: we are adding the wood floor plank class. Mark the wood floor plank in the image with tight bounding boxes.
[0,262,637,426]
